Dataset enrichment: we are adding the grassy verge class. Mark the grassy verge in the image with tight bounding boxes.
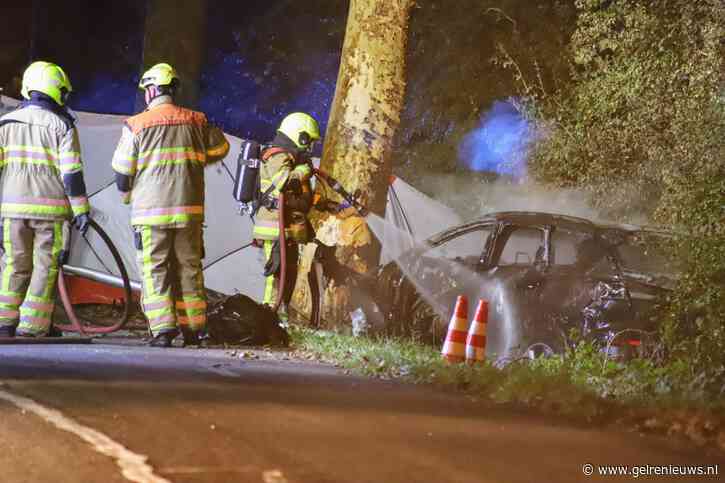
[290,325,725,450]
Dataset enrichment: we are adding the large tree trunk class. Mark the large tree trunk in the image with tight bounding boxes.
[294,0,414,328]
[138,0,207,110]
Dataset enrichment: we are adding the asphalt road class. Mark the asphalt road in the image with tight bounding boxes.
[0,340,721,483]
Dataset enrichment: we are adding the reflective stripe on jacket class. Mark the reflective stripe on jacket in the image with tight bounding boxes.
[0,106,90,221]
[111,96,230,227]
[252,149,313,241]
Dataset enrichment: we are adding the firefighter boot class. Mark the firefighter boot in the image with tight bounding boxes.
[149,329,179,348]
[181,327,210,348]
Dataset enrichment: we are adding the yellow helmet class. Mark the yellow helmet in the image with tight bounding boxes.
[278,112,321,150]
[138,63,179,89]
[21,61,72,106]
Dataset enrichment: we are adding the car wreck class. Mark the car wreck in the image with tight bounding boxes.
[371,211,677,360]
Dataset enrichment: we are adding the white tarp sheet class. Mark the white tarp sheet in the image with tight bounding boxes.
[0,95,460,300]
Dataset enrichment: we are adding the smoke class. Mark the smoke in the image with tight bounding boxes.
[440,97,643,224]
[458,99,532,178]
[416,174,606,223]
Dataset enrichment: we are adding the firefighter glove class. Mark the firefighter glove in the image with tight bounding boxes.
[72,213,90,236]
[263,241,281,277]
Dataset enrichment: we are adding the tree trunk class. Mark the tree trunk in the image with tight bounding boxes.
[293,0,414,328]
[138,0,207,110]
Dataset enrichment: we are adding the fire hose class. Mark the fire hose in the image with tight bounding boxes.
[272,168,372,315]
[224,158,370,316]
[274,192,287,313]
[273,169,368,312]
[55,218,133,335]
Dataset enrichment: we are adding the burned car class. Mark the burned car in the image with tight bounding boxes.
[374,211,677,360]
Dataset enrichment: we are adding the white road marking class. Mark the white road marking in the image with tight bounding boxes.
[158,465,256,474]
[263,469,289,483]
[0,386,169,483]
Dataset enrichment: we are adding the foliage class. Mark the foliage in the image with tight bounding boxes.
[290,325,725,422]
[510,0,725,393]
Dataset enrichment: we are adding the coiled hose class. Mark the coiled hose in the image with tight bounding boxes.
[54,218,133,335]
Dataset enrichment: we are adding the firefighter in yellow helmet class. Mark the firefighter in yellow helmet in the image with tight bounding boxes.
[0,61,91,337]
[253,113,320,320]
[111,63,230,347]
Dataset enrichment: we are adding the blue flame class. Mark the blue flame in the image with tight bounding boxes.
[458,100,532,178]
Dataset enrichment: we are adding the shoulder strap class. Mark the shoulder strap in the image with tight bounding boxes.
[262,146,293,161]
[252,147,293,217]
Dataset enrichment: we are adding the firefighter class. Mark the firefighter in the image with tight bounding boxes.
[111,63,229,347]
[0,61,91,338]
[253,113,319,321]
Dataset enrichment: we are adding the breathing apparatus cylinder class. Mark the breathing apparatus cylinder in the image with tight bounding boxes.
[233,140,263,207]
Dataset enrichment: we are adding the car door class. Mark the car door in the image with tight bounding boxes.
[418,223,497,300]
[477,223,552,355]
[380,222,496,341]
[487,224,548,292]
[544,226,604,322]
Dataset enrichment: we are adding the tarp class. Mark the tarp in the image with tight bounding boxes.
[383,176,462,264]
[0,95,460,301]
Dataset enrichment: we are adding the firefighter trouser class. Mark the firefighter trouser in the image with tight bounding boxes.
[135,223,206,337]
[0,219,65,336]
[262,240,299,308]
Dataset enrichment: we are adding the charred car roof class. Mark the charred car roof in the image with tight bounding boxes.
[427,211,671,246]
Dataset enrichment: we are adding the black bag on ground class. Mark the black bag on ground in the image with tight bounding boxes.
[206,291,289,347]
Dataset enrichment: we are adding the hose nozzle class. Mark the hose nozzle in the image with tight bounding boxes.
[314,169,370,217]
[349,189,369,217]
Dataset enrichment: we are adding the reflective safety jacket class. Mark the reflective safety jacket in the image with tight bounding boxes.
[0,105,90,221]
[252,148,313,242]
[111,96,230,227]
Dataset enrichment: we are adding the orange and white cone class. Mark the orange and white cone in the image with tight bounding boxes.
[441,295,469,363]
[465,299,488,364]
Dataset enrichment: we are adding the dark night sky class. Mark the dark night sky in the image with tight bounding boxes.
[2,0,347,141]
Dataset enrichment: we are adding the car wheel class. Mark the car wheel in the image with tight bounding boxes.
[525,342,557,360]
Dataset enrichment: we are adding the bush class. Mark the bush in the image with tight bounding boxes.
[518,0,725,394]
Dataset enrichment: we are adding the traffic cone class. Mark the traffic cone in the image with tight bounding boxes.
[441,295,469,363]
[465,299,488,364]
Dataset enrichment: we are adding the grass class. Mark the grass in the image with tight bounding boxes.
[290,325,725,448]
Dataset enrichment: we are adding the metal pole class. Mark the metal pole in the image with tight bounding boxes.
[62,265,142,293]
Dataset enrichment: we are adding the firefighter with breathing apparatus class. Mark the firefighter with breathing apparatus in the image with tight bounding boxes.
[0,61,91,338]
[252,113,320,321]
[111,63,230,347]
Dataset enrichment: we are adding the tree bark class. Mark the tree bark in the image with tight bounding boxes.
[294,0,414,327]
[138,0,207,110]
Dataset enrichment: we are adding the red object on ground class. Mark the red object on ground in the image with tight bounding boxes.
[465,299,488,364]
[441,295,469,363]
[64,275,139,305]
[389,174,397,185]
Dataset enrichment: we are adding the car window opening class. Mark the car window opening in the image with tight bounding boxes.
[499,227,545,266]
[425,225,494,265]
